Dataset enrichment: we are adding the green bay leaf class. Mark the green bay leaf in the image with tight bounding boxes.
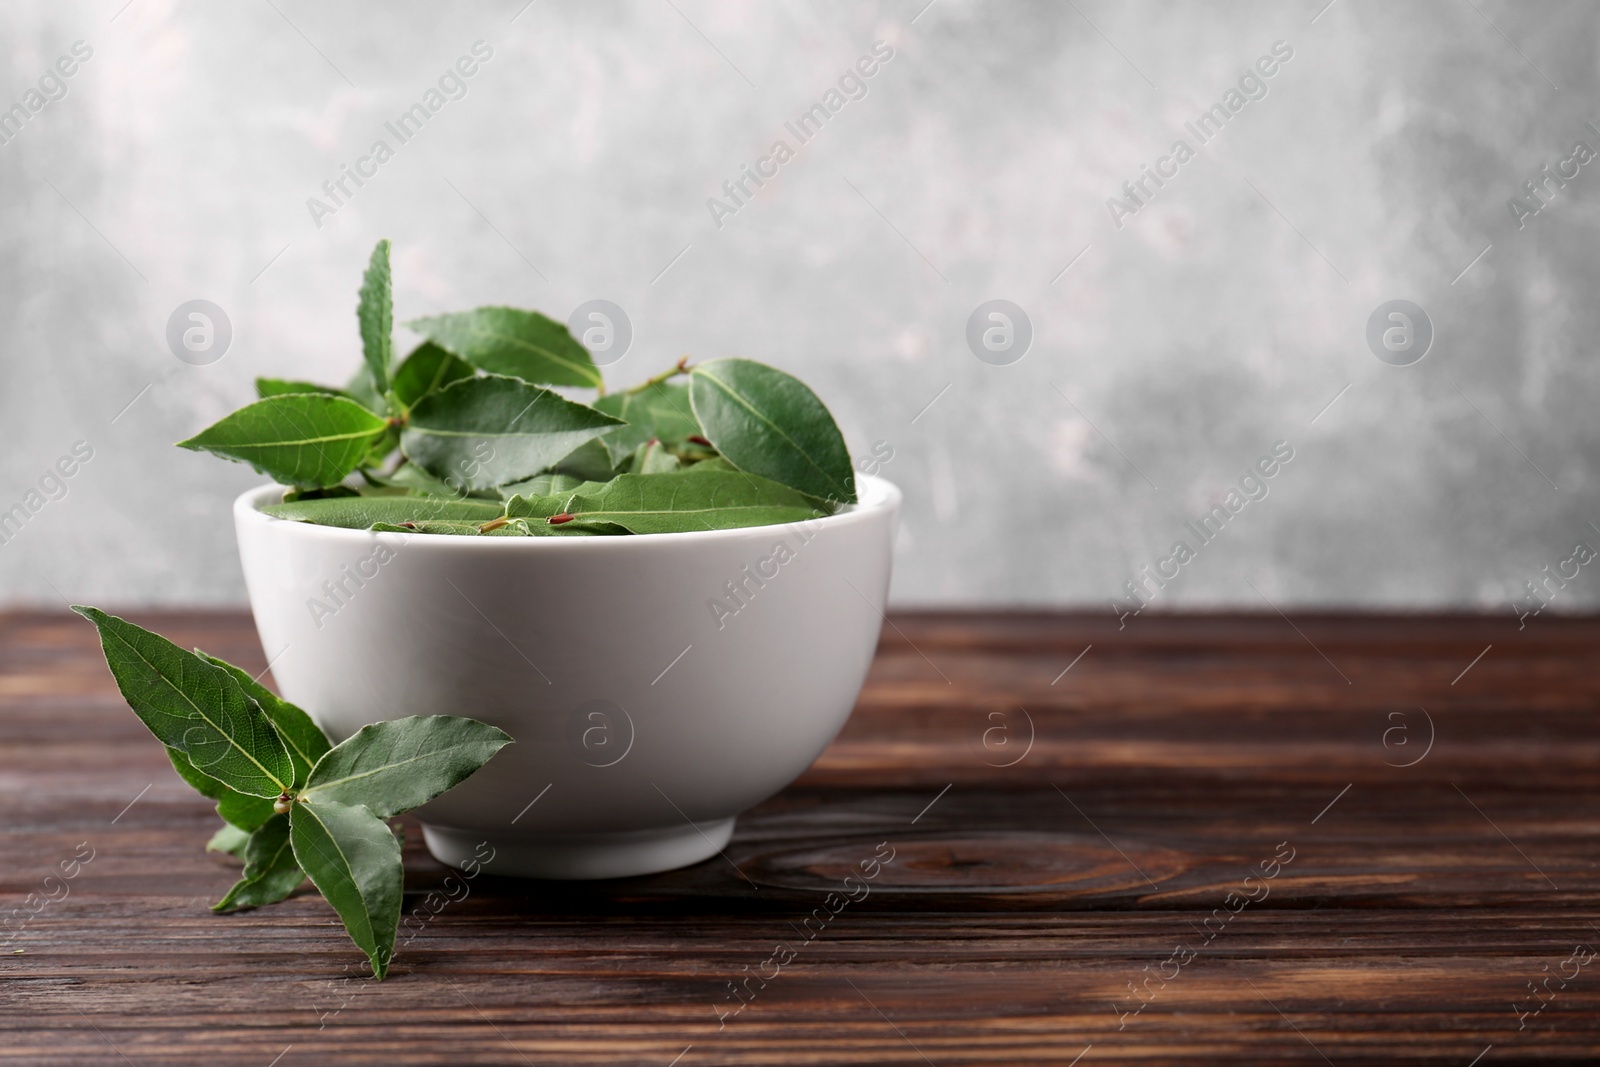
[167,746,277,832]
[493,495,623,535]
[361,424,400,470]
[400,374,621,491]
[301,715,512,818]
[391,342,474,410]
[592,380,701,465]
[549,436,620,483]
[256,378,355,402]
[382,461,494,500]
[289,798,401,979]
[206,822,251,858]
[689,358,856,504]
[626,439,682,475]
[74,607,293,799]
[358,239,393,395]
[200,653,330,790]
[406,307,601,388]
[496,472,586,500]
[369,519,540,536]
[674,456,739,475]
[345,365,386,414]
[214,813,305,912]
[261,495,505,529]
[554,470,826,534]
[177,394,390,489]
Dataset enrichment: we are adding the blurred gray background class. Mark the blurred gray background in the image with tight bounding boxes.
[2,0,1597,611]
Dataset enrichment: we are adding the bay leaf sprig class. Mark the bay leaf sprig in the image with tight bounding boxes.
[73,606,511,979]
[178,239,860,532]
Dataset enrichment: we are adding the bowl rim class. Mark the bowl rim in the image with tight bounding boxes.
[234,473,900,550]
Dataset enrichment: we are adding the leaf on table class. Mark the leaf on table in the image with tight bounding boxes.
[553,470,826,534]
[200,653,331,790]
[74,607,293,799]
[689,358,856,504]
[167,745,277,831]
[357,239,394,395]
[289,798,401,979]
[261,495,505,529]
[206,822,251,859]
[400,374,621,491]
[390,342,475,410]
[300,715,512,818]
[592,380,701,465]
[405,307,601,388]
[177,394,390,488]
[214,813,305,912]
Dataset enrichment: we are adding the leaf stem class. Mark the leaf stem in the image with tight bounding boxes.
[620,356,692,397]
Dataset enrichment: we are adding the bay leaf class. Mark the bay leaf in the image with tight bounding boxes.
[383,461,485,499]
[592,380,700,464]
[501,493,626,535]
[357,239,393,395]
[553,470,826,534]
[289,797,401,979]
[626,439,682,475]
[256,379,354,402]
[674,456,739,475]
[689,358,856,504]
[496,472,586,500]
[261,495,504,529]
[369,519,523,536]
[361,424,400,470]
[405,307,601,388]
[548,437,620,482]
[74,607,293,799]
[177,394,390,489]
[206,822,250,858]
[400,374,621,491]
[345,365,386,414]
[167,745,277,831]
[390,342,474,410]
[214,813,305,912]
[300,715,512,818]
[370,519,608,537]
[200,653,331,790]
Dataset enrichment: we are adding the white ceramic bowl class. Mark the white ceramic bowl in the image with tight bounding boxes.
[233,475,899,879]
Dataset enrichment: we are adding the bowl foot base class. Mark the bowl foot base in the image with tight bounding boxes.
[420,817,737,880]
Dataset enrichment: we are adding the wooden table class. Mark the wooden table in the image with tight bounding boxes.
[3,610,1597,1064]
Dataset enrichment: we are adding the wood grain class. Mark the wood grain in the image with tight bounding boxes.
[2,609,1598,1065]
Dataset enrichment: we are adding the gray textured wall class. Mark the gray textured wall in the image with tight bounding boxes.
[2,0,1598,614]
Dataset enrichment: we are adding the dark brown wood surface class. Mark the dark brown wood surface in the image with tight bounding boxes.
[3,609,1598,1065]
